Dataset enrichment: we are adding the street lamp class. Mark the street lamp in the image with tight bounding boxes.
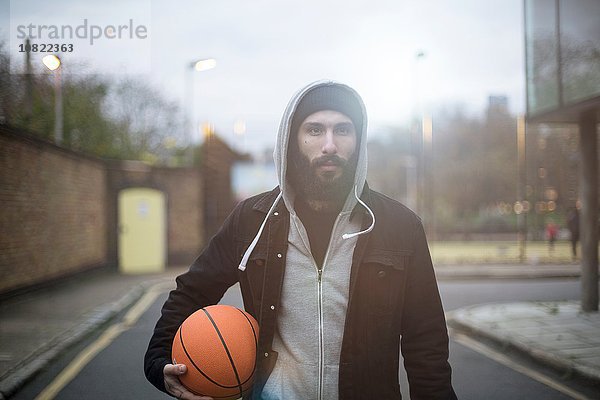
[516,115,527,262]
[42,54,62,144]
[422,114,434,239]
[413,51,434,237]
[185,58,216,163]
[414,50,426,120]
[193,58,217,72]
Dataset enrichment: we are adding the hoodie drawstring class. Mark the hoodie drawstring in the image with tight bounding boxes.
[238,191,283,271]
[341,185,375,240]
[238,185,374,271]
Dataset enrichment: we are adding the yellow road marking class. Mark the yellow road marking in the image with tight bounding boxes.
[37,287,591,400]
[450,329,591,400]
[35,285,167,400]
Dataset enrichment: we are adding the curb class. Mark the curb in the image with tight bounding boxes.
[434,265,581,280]
[435,271,581,280]
[447,310,600,385]
[0,278,171,399]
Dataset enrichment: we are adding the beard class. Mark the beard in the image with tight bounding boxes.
[288,150,357,204]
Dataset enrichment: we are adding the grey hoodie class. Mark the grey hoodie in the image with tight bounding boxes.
[259,80,373,400]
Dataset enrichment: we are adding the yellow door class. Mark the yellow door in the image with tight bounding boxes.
[118,188,166,274]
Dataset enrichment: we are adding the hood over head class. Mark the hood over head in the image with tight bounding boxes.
[274,80,368,214]
[239,81,371,271]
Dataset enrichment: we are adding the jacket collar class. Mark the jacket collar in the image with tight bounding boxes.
[350,182,372,222]
[252,184,372,221]
[253,187,284,214]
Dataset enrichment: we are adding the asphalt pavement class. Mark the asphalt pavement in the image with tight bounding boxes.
[0,262,596,399]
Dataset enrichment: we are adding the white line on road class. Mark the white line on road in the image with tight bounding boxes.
[35,284,168,400]
[450,329,591,400]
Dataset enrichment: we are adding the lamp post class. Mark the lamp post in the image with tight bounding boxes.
[185,58,216,163]
[422,114,434,239]
[24,39,33,123]
[42,54,62,144]
[516,115,527,262]
[413,51,434,236]
[413,51,426,217]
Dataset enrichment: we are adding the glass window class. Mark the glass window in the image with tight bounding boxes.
[559,0,600,105]
[525,0,560,115]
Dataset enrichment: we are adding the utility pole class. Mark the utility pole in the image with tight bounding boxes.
[42,54,63,144]
[517,115,527,263]
[579,109,598,312]
[24,38,33,124]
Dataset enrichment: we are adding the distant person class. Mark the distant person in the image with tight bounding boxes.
[546,220,558,253]
[144,81,457,399]
[567,208,580,260]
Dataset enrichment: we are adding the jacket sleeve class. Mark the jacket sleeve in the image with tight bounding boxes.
[144,204,241,394]
[400,218,457,400]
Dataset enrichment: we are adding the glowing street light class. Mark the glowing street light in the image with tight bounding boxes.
[233,120,246,136]
[422,115,432,144]
[42,54,61,71]
[193,58,217,72]
[42,54,62,144]
[185,58,217,163]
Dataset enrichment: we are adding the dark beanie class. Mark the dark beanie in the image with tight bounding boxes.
[290,84,363,138]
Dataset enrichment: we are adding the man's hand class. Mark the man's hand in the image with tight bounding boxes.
[163,364,214,400]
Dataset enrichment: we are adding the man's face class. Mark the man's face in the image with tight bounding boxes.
[289,110,358,201]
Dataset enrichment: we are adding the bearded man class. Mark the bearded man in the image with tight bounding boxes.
[145,81,457,400]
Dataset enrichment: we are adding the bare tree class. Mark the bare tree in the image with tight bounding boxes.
[105,78,186,164]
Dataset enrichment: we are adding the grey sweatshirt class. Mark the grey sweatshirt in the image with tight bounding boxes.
[261,81,371,400]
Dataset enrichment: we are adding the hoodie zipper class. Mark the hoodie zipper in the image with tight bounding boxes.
[314,214,341,400]
[316,264,324,400]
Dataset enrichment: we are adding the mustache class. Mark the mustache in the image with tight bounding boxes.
[311,155,347,168]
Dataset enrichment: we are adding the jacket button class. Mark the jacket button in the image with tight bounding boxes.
[270,305,275,310]
[378,270,386,278]
[277,253,282,258]
[256,260,264,266]
[264,352,269,357]
[274,212,279,216]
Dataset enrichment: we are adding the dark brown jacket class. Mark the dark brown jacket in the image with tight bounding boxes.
[144,186,457,399]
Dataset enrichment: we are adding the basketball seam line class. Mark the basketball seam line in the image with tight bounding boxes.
[236,308,258,373]
[178,324,244,389]
[179,326,228,387]
[187,384,249,400]
[203,308,244,399]
[177,310,255,391]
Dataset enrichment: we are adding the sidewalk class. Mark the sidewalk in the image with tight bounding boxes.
[447,301,600,384]
[441,263,600,385]
[0,263,594,399]
[434,263,581,280]
[0,266,186,399]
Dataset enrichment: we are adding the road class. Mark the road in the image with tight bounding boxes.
[12,278,597,400]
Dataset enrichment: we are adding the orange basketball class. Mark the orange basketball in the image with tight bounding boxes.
[171,305,259,399]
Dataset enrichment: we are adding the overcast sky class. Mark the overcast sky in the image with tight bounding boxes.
[1,0,525,155]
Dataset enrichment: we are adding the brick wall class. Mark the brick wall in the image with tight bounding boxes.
[0,126,107,293]
[201,134,248,240]
[0,125,239,295]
